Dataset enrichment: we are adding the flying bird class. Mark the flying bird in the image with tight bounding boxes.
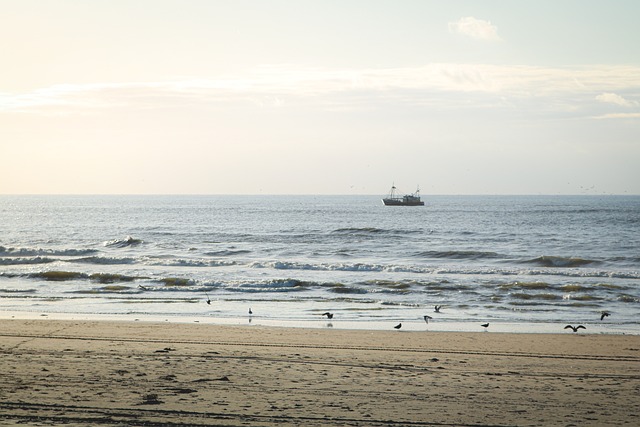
[394,323,402,330]
[205,294,211,305]
[481,323,489,330]
[249,307,253,315]
[434,305,442,313]
[564,325,586,333]
[600,311,610,321]
[423,315,433,324]
[322,312,333,319]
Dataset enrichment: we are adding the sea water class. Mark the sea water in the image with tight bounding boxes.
[1,195,638,334]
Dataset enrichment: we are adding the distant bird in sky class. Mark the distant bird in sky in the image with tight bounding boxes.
[394,323,402,330]
[600,311,610,321]
[206,294,211,305]
[322,312,333,319]
[423,315,433,324]
[434,305,442,313]
[249,307,253,315]
[481,323,489,330]
[564,325,586,333]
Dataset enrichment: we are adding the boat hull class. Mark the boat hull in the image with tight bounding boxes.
[382,198,424,206]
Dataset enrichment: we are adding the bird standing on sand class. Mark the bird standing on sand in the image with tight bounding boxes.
[600,311,610,321]
[394,323,402,330]
[322,312,333,319]
[434,305,442,313]
[481,323,489,330]
[564,325,586,333]
[423,315,433,324]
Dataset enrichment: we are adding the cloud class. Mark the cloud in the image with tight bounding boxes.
[449,17,501,41]
[595,92,637,107]
[593,112,640,119]
[1,64,639,117]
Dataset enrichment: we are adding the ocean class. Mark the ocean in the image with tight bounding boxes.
[1,195,638,334]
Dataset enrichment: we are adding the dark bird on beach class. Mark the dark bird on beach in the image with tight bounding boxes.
[394,323,402,330]
[481,323,489,330]
[205,294,211,305]
[600,311,610,321]
[434,305,442,313]
[423,315,433,324]
[564,325,586,333]
[322,312,333,319]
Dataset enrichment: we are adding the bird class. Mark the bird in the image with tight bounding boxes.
[600,311,610,321]
[481,323,489,330]
[434,305,442,313]
[564,325,586,333]
[423,315,433,324]
[394,323,402,330]
[205,294,211,305]
[322,312,333,319]
[248,307,253,315]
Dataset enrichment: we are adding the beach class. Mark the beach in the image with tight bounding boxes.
[1,319,638,426]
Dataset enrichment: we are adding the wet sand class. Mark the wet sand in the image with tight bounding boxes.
[1,319,639,426]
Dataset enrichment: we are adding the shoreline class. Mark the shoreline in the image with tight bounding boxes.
[1,318,639,426]
[1,310,638,335]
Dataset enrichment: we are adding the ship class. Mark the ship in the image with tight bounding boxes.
[382,184,424,206]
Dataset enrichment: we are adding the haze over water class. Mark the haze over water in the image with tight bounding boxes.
[1,195,638,333]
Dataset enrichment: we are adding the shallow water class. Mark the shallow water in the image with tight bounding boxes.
[1,195,639,333]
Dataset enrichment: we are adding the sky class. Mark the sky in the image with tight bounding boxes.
[1,0,639,195]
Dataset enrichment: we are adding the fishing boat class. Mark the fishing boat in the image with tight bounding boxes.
[382,184,424,206]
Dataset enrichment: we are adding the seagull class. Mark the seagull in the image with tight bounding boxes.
[600,311,610,321]
[564,325,586,333]
[205,294,211,305]
[481,323,489,330]
[434,305,442,313]
[394,323,402,330]
[322,312,333,319]
[423,315,433,324]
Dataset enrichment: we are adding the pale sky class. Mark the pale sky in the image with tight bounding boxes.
[1,0,639,195]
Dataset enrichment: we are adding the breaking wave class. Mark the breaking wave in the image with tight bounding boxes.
[0,257,56,265]
[104,236,143,248]
[0,246,97,257]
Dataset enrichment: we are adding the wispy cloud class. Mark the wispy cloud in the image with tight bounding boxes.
[448,17,501,41]
[593,112,640,119]
[595,92,638,107]
[1,64,639,117]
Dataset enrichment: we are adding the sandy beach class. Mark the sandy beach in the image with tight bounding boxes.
[1,319,639,426]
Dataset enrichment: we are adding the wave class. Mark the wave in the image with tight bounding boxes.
[204,249,252,257]
[225,279,312,293]
[415,250,502,260]
[0,256,56,265]
[524,256,599,267]
[26,271,144,283]
[331,227,421,235]
[104,236,143,248]
[149,258,237,267]
[247,260,640,279]
[250,260,387,272]
[0,246,97,257]
[510,293,561,301]
[498,281,552,290]
[73,256,138,265]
